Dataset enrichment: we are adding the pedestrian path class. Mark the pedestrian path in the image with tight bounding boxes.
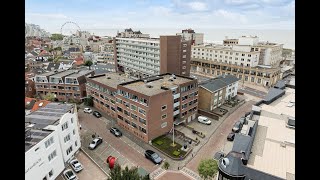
[180,167,202,180]
[149,167,166,179]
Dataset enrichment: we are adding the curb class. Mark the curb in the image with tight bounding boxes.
[80,147,111,178]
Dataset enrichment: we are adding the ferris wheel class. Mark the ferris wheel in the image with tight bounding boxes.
[60,21,81,45]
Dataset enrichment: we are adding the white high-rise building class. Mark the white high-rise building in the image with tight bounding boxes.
[25,103,81,180]
[223,36,283,67]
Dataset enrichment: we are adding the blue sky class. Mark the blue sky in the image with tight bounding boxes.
[26,0,295,33]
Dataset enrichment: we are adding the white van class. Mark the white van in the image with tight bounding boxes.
[198,116,211,125]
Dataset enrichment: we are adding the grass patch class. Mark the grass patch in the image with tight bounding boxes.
[155,140,164,145]
[152,135,187,158]
[173,150,180,156]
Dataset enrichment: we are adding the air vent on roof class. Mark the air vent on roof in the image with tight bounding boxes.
[168,77,174,82]
[144,80,148,83]
[39,102,43,107]
[221,158,229,168]
[146,82,153,88]
[106,76,111,79]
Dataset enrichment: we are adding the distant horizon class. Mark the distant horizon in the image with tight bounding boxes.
[26,0,295,32]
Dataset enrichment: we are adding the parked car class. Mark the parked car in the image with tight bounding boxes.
[63,169,78,180]
[110,127,122,137]
[232,121,243,133]
[69,158,83,173]
[145,150,162,164]
[84,108,92,113]
[93,111,102,118]
[198,116,211,125]
[213,151,225,160]
[227,132,235,141]
[286,117,295,129]
[89,137,103,150]
[239,117,246,125]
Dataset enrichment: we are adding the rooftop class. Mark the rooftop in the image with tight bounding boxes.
[199,75,239,92]
[248,89,295,179]
[120,74,195,96]
[88,73,132,89]
[25,102,74,152]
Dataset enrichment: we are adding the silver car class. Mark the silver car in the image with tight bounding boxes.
[70,158,83,173]
[63,169,78,180]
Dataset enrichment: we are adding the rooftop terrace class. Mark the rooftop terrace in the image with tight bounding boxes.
[121,74,195,96]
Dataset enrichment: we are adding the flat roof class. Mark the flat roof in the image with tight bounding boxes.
[51,70,77,78]
[25,102,74,152]
[88,73,133,89]
[121,74,194,96]
[66,70,93,78]
[248,88,295,179]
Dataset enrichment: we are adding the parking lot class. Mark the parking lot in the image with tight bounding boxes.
[78,109,159,174]
[56,151,107,180]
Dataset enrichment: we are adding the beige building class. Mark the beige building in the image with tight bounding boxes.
[116,28,150,38]
[190,59,281,87]
[198,75,239,111]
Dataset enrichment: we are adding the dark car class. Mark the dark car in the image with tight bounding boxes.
[93,111,102,118]
[110,127,122,137]
[213,151,225,161]
[232,121,243,133]
[89,137,103,150]
[145,150,162,164]
[227,132,235,141]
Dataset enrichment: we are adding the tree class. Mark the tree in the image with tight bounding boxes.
[84,96,93,107]
[43,93,56,102]
[84,60,93,69]
[197,159,218,180]
[47,57,54,61]
[162,162,170,170]
[50,34,64,41]
[108,163,148,180]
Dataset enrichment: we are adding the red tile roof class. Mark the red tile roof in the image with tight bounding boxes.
[74,56,84,66]
[31,100,51,112]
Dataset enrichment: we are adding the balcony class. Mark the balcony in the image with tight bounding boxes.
[173,109,180,116]
[173,102,180,108]
[173,93,180,99]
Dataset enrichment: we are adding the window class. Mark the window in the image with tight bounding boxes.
[116,98,122,104]
[139,117,146,125]
[247,59,251,62]
[48,150,57,161]
[162,114,167,119]
[125,119,130,125]
[248,54,251,57]
[245,76,248,81]
[118,115,123,120]
[242,54,245,56]
[124,110,130,116]
[62,122,68,131]
[182,66,186,69]
[138,108,146,116]
[132,122,137,128]
[71,118,73,124]
[45,137,54,148]
[131,113,138,120]
[49,170,53,177]
[131,104,137,111]
[64,134,71,143]
[75,141,78,147]
[162,105,167,111]
[258,78,261,83]
[139,126,147,134]
[251,77,255,82]
[66,146,73,155]
[73,129,75,135]
[161,122,167,128]
[117,106,123,112]
[182,49,187,53]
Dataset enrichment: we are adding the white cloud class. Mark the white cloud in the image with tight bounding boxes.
[213,9,248,23]
[26,13,68,19]
[149,6,172,16]
[187,2,208,11]
[224,0,253,5]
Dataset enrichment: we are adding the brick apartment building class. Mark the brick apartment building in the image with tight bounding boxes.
[114,35,192,78]
[25,73,36,98]
[34,69,94,102]
[86,73,132,119]
[86,73,198,142]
